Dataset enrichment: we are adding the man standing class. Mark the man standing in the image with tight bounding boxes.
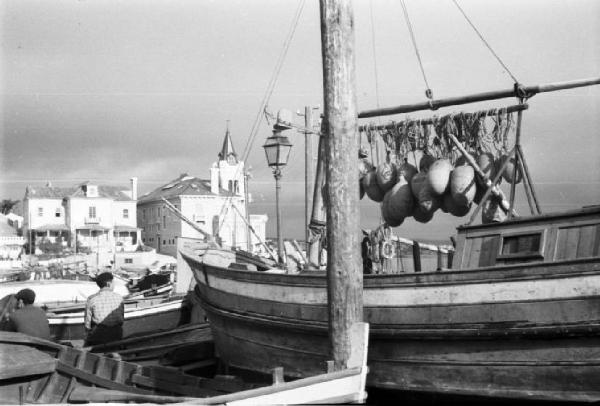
[8,288,51,340]
[84,272,124,346]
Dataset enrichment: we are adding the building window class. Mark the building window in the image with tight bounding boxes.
[125,258,133,264]
[234,180,239,193]
[163,216,166,228]
[163,240,166,245]
[143,209,146,220]
[123,209,129,219]
[157,207,161,218]
[89,206,96,218]
[228,180,233,192]
[38,207,43,217]
[55,208,61,218]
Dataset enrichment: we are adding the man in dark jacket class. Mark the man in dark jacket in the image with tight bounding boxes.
[8,288,51,340]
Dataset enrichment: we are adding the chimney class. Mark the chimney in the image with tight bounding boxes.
[130,177,138,200]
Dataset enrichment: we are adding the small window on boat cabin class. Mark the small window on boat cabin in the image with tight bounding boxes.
[498,232,544,260]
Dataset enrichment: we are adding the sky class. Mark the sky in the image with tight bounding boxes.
[1,0,599,241]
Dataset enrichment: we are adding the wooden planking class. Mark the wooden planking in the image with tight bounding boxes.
[0,344,56,380]
[565,227,581,259]
[466,237,483,269]
[69,387,194,404]
[577,225,597,258]
[201,284,600,336]
[200,268,600,309]
[478,236,500,267]
[595,224,600,256]
[130,374,217,397]
[55,360,152,394]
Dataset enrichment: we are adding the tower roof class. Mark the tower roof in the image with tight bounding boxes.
[218,125,237,162]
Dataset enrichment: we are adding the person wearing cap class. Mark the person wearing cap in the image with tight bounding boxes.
[84,272,125,345]
[7,288,51,340]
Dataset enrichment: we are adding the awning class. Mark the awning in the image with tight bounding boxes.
[76,224,109,231]
[34,224,69,232]
[113,225,140,232]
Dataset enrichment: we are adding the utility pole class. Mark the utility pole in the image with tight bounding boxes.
[298,106,318,253]
[320,0,363,370]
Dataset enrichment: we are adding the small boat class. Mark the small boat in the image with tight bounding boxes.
[0,329,369,404]
[0,279,192,342]
[46,293,191,342]
[89,322,215,370]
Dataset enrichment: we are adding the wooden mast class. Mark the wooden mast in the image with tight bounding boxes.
[320,0,363,370]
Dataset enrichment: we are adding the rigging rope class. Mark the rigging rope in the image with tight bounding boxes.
[399,0,433,99]
[369,0,382,110]
[451,0,520,84]
[216,0,307,239]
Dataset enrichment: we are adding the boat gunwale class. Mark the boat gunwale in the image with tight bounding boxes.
[184,248,600,289]
[456,205,600,231]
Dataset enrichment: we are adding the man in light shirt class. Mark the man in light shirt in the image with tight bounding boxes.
[84,272,124,345]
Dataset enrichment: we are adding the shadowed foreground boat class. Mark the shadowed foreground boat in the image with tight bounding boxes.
[0,328,369,404]
[182,206,600,402]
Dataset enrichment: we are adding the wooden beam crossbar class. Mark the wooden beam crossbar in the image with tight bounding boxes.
[358,77,600,119]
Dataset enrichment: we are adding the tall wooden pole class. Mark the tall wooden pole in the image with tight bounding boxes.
[304,106,314,250]
[320,0,363,370]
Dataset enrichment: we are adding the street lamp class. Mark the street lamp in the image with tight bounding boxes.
[263,128,293,266]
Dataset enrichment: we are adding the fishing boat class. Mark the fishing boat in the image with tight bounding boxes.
[182,204,600,401]
[179,0,600,401]
[0,329,368,404]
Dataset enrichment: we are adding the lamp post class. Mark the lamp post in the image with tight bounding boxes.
[263,128,293,266]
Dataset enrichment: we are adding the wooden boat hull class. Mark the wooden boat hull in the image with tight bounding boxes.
[48,296,190,342]
[184,247,600,402]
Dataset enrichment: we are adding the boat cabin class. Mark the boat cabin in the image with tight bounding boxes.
[452,205,600,270]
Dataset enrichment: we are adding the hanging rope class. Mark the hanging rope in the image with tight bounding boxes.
[451,0,520,84]
[399,0,433,100]
[369,0,382,111]
[216,0,307,238]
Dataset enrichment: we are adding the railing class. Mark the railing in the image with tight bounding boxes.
[0,236,25,246]
[84,217,100,224]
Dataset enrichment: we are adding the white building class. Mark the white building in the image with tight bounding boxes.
[22,180,140,255]
[0,214,25,269]
[137,129,268,257]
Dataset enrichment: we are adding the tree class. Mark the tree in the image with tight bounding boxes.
[0,199,19,215]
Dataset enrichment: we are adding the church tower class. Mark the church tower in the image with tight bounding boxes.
[210,124,245,197]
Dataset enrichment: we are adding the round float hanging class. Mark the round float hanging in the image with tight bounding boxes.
[450,165,476,207]
[427,159,453,195]
[376,162,398,192]
[363,170,385,202]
